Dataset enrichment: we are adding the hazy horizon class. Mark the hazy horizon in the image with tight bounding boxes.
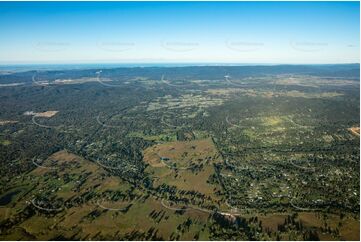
[0,1,359,64]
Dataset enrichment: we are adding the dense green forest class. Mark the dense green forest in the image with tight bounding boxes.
[0,65,359,240]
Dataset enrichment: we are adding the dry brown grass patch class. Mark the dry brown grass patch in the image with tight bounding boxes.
[348,127,360,137]
[143,138,220,168]
[34,111,59,118]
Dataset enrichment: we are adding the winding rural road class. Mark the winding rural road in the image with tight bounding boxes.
[32,116,59,129]
[161,75,193,88]
[225,116,243,128]
[31,198,64,212]
[96,70,123,87]
[160,199,242,216]
[31,159,57,170]
[96,199,130,211]
[224,75,246,87]
[289,160,316,171]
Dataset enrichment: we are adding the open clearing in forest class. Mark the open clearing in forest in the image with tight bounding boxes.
[143,138,222,198]
[348,127,360,137]
[35,111,59,118]
[143,138,220,168]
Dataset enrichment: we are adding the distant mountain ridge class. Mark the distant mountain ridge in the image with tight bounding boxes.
[0,64,359,84]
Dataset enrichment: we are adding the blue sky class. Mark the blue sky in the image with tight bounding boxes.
[0,1,359,64]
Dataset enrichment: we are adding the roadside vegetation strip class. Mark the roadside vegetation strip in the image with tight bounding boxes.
[285,116,314,129]
[152,170,173,179]
[95,159,125,170]
[289,198,320,212]
[31,158,57,170]
[31,198,64,212]
[223,160,250,171]
[220,173,235,178]
[224,75,246,87]
[161,75,194,88]
[160,199,189,211]
[225,116,244,128]
[159,157,198,171]
[32,73,39,85]
[96,199,131,211]
[96,114,125,128]
[160,115,178,128]
[32,71,50,86]
[96,70,123,88]
[32,115,59,129]
[224,196,252,216]
[190,203,242,216]
[188,205,213,214]
[161,200,211,214]
[290,184,324,211]
[225,199,239,211]
[161,198,244,216]
[289,160,316,171]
